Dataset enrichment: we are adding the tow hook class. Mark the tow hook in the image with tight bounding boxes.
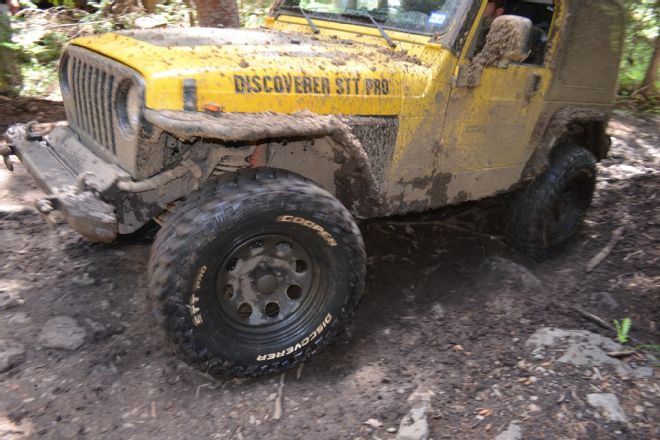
[35,198,57,228]
[25,121,43,142]
[0,143,13,171]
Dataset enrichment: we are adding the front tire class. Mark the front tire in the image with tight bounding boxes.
[507,145,597,258]
[149,169,366,378]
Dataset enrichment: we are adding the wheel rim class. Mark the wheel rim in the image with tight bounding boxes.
[545,171,593,245]
[214,234,319,328]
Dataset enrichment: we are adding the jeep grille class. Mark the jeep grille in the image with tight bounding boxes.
[67,54,117,154]
[60,45,143,176]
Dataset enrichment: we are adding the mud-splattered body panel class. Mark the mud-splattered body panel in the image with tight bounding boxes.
[48,0,624,229]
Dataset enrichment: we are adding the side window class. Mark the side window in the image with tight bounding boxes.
[470,0,555,65]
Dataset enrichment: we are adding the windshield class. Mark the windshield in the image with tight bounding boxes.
[276,0,464,37]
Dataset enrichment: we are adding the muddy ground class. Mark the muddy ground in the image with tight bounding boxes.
[0,102,658,440]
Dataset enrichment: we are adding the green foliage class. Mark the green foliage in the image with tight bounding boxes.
[620,0,659,87]
[635,343,660,353]
[239,0,269,28]
[613,318,632,344]
[0,13,20,95]
[618,0,660,112]
[44,0,78,8]
[5,1,195,97]
[4,17,69,97]
[14,31,69,65]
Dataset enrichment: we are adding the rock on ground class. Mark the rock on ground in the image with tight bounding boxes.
[397,401,429,440]
[0,291,22,311]
[0,415,34,439]
[37,316,86,350]
[8,312,31,325]
[486,257,542,291]
[0,339,26,373]
[587,393,628,423]
[525,327,654,378]
[494,422,522,440]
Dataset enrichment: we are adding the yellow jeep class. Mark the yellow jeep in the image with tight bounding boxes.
[2,0,624,377]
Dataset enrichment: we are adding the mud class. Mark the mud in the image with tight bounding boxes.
[523,107,610,180]
[146,109,385,217]
[456,15,532,88]
[544,0,624,103]
[376,47,423,66]
[0,111,657,440]
[118,28,317,48]
[344,116,398,187]
[54,190,117,242]
[406,172,453,208]
[0,98,64,134]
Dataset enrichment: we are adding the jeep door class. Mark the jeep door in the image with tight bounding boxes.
[440,0,560,198]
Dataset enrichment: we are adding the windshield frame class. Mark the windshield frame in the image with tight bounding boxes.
[274,0,469,39]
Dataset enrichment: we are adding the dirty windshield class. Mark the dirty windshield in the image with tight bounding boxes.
[277,0,464,36]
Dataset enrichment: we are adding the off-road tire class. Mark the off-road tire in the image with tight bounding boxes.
[507,145,597,258]
[148,168,366,378]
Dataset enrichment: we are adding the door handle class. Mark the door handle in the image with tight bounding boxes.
[524,73,543,101]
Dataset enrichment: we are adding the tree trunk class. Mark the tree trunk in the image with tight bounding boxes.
[142,0,159,13]
[195,0,240,28]
[641,33,660,97]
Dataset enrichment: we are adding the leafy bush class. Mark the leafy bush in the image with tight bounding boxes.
[620,0,659,89]
[240,0,269,27]
[4,0,196,97]
[0,13,21,95]
[617,0,659,113]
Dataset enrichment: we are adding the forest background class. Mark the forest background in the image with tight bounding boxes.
[0,0,658,113]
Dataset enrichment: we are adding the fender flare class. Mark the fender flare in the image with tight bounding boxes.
[144,109,386,216]
[522,107,610,181]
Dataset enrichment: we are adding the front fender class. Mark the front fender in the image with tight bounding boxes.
[145,109,387,217]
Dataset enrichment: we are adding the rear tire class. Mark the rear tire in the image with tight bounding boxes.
[507,145,597,258]
[148,168,366,378]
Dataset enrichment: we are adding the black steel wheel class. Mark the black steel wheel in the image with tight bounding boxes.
[216,234,319,328]
[149,168,366,378]
[507,145,597,258]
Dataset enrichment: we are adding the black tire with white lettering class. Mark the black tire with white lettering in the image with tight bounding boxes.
[148,168,366,378]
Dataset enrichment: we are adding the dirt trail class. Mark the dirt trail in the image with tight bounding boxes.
[0,107,658,439]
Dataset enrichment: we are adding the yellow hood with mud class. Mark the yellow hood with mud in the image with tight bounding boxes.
[70,27,440,116]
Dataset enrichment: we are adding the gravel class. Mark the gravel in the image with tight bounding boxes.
[0,339,26,373]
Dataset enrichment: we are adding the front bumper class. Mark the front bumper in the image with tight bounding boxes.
[3,123,126,242]
[4,122,205,240]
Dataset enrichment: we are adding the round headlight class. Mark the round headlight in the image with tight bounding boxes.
[59,54,70,96]
[117,80,143,135]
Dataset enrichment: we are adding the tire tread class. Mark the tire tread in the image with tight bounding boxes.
[148,168,366,378]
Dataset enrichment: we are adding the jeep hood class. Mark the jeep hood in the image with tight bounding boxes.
[70,27,437,116]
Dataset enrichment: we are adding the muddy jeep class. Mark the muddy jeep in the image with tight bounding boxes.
[2,0,624,377]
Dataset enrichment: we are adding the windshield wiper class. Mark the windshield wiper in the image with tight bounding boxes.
[343,11,396,48]
[292,6,320,34]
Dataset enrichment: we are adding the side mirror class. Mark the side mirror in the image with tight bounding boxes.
[482,15,533,64]
[456,15,533,88]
